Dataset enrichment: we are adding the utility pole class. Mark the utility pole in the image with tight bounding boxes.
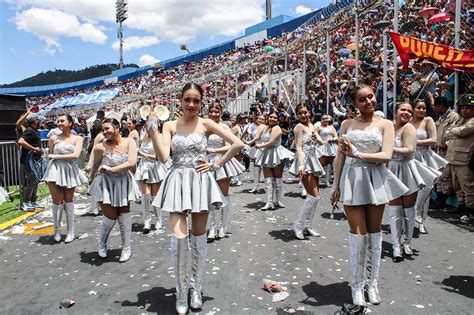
[266,0,271,20]
[116,0,128,69]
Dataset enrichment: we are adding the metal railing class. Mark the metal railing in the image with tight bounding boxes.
[0,141,21,197]
[225,99,253,115]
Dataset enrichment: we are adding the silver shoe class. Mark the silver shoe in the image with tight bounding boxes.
[419,223,428,234]
[249,185,259,193]
[367,232,382,305]
[348,233,367,306]
[403,244,414,256]
[51,203,63,242]
[98,216,116,258]
[118,213,132,262]
[190,233,208,310]
[172,234,189,314]
[64,202,75,243]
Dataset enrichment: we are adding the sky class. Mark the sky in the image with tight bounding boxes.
[0,0,332,85]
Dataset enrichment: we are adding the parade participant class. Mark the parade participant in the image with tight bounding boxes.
[331,85,408,306]
[147,83,244,314]
[289,104,325,239]
[243,114,266,193]
[127,119,140,147]
[229,114,247,186]
[410,99,447,234]
[445,94,474,223]
[253,111,294,210]
[432,97,460,209]
[43,115,87,243]
[89,118,140,263]
[316,114,338,187]
[135,130,169,234]
[206,104,245,240]
[388,103,440,262]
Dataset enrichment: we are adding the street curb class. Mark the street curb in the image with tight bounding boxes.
[0,209,42,231]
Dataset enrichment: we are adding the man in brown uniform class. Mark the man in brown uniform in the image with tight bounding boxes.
[432,96,460,209]
[445,94,474,222]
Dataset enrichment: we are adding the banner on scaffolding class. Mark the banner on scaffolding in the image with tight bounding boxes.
[388,32,474,72]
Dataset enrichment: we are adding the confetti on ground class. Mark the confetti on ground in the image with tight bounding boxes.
[88,291,97,295]
[413,304,425,309]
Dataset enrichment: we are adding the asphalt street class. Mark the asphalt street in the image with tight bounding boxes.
[1,172,473,315]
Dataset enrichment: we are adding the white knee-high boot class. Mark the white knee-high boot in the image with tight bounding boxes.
[325,164,332,187]
[51,203,63,242]
[260,177,274,210]
[118,212,132,262]
[403,206,416,255]
[304,195,321,237]
[348,233,368,306]
[415,186,431,234]
[389,205,403,261]
[294,195,319,239]
[171,234,189,314]
[142,194,151,233]
[366,232,382,304]
[219,196,231,238]
[250,166,261,193]
[154,205,163,230]
[98,216,116,258]
[64,202,75,243]
[273,177,285,208]
[207,207,216,240]
[190,232,208,310]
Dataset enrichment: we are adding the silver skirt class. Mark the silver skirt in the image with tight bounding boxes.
[43,159,87,188]
[339,158,409,206]
[153,167,226,213]
[88,172,141,207]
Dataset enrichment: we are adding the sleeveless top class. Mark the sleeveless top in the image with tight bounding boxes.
[416,128,430,152]
[172,132,207,168]
[319,126,334,142]
[261,129,281,148]
[346,127,383,155]
[53,140,75,155]
[102,151,129,175]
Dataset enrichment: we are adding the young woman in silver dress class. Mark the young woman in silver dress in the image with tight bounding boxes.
[331,85,408,306]
[206,103,245,240]
[388,103,440,261]
[135,131,169,234]
[89,118,140,263]
[242,114,266,193]
[251,111,294,210]
[289,104,325,240]
[43,114,87,243]
[147,83,244,314]
[316,114,338,187]
[410,99,447,234]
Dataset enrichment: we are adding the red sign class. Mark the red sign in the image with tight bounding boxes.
[388,32,474,72]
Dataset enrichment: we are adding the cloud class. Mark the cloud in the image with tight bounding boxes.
[13,8,107,54]
[112,36,160,51]
[138,54,159,67]
[11,0,265,44]
[294,5,312,16]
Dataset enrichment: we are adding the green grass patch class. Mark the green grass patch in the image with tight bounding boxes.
[0,184,49,225]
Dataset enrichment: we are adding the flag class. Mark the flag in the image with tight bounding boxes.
[388,32,474,72]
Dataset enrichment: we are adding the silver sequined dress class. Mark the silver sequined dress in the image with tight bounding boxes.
[254,129,294,168]
[206,134,245,181]
[289,130,325,177]
[339,128,409,205]
[43,140,87,188]
[318,126,338,157]
[153,132,226,213]
[88,151,141,207]
[388,132,441,196]
[135,140,170,184]
[415,128,447,170]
